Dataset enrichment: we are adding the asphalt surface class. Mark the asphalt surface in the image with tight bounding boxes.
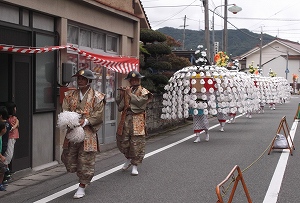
[0,95,300,203]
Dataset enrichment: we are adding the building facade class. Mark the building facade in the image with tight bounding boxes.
[0,0,149,172]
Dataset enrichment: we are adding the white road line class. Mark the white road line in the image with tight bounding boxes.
[33,114,242,203]
[262,120,298,203]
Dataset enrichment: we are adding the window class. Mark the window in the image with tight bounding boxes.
[92,32,105,50]
[35,34,56,110]
[107,35,118,52]
[68,24,119,53]
[0,3,19,24]
[22,9,29,26]
[33,12,54,32]
[79,29,91,47]
[67,25,79,45]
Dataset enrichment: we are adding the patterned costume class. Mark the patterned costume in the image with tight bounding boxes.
[116,85,151,166]
[61,85,105,185]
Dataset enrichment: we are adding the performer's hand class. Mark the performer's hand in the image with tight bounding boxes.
[125,86,132,95]
[79,118,85,126]
[119,89,125,97]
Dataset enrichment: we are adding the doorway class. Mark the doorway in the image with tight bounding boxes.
[10,54,32,171]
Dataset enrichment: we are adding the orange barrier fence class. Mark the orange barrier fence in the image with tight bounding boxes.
[216,165,252,203]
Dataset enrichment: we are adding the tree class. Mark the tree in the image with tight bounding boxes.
[139,29,192,93]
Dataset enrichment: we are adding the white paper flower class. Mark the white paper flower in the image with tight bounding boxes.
[200,79,205,84]
[208,79,213,84]
[191,79,196,84]
[191,87,197,93]
[203,109,208,115]
[191,94,197,100]
[201,87,206,93]
[197,102,203,109]
[193,109,198,115]
[202,94,207,100]
[209,88,214,93]
[212,109,217,115]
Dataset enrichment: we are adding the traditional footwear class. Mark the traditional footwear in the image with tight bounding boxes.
[0,184,6,191]
[193,136,200,143]
[220,127,224,132]
[73,186,85,199]
[122,159,132,171]
[131,165,138,176]
[2,180,8,186]
[248,115,252,119]
[205,134,209,142]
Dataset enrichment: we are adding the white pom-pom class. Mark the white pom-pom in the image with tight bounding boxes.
[201,87,206,93]
[212,109,217,115]
[200,79,205,84]
[202,94,207,100]
[208,79,213,84]
[193,109,198,115]
[209,88,214,93]
[203,109,208,115]
[191,79,196,84]
[191,87,197,93]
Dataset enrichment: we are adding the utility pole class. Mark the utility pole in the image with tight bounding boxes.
[202,0,210,62]
[259,27,263,75]
[286,50,289,79]
[182,15,187,50]
[223,0,228,53]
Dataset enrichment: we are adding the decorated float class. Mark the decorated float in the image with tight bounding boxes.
[161,46,291,120]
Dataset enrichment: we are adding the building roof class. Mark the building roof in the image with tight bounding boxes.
[240,38,300,60]
[92,0,150,29]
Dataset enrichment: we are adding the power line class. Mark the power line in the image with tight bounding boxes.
[228,17,300,21]
[151,0,198,28]
[144,5,201,8]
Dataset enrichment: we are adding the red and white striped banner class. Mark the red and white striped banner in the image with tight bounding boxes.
[0,45,71,54]
[69,46,139,74]
[0,44,139,74]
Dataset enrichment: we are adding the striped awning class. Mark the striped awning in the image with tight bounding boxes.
[0,44,139,74]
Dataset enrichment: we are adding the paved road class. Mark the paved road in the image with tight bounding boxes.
[0,95,299,203]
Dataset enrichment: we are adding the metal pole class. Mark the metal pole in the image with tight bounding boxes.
[212,8,215,62]
[259,28,263,75]
[211,3,235,62]
[286,50,289,79]
[223,0,228,53]
[202,0,211,62]
[182,15,186,50]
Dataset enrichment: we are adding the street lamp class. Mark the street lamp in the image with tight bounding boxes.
[211,4,242,63]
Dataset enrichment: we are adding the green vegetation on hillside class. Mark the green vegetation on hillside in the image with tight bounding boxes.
[157,27,276,57]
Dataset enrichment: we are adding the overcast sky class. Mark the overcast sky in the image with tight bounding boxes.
[141,0,300,44]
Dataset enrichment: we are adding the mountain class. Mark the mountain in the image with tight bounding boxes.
[157,27,276,57]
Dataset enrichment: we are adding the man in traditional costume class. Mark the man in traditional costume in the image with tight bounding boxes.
[116,70,152,176]
[61,69,105,199]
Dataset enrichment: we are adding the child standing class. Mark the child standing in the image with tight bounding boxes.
[0,107,11,190]
[4,102,19,173]
[0,121,7,191]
